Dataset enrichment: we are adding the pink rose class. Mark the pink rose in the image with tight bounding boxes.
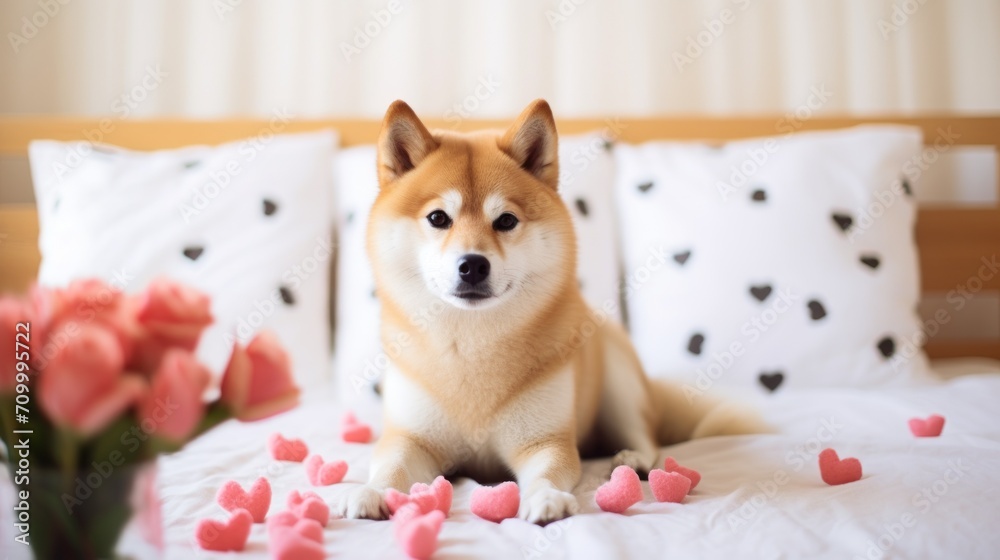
[137,349,211,442]
[220,331,299,421]
[38,324,146,436]
[0,296,36,393]
[131,279,213,373]
[33,280,141,370]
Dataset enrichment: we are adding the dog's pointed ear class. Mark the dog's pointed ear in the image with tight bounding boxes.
[377,100,439,186]
[498,99,559,190]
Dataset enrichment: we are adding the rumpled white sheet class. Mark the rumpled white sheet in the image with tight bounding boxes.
[8,362,998,559]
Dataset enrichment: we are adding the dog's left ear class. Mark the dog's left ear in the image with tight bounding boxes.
[498,99,559,190]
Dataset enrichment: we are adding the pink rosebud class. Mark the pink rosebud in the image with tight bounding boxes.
[220,331,299,421]
[137,349,211,442]
[131,279,213,373]
[38,324,146,436]
[0,296,36,393]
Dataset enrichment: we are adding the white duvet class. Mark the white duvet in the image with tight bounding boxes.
[13,361,1000,559]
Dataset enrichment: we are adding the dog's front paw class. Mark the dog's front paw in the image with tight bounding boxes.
[332,484,389,520]
[520,486,578,525]
[610,449,657,477]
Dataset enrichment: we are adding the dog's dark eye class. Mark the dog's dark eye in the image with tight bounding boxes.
[493,212,519,232]
[427,210,452,229]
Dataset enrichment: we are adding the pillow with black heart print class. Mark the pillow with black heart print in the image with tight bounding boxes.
[612,125,936,394]
[331,132,623,402]
[28,131,337,391]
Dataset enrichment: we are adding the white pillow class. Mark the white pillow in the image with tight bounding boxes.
[613,126,933,394]
[29,131,337,391]
[332,132,622,400]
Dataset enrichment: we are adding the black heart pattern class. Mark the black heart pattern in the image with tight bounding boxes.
[263,199,278,216]
[877,336,896,358]
[575,198,589,217]
[751,189,767,202]
[673,251,691,265]
[808,300,827,321]
[832,213,853,232]
[182,246,204,261]
[638,181,654,193]
[860,255,881,269]
[687,333,705,356]
[750,285,772,302]
[901,178,912,196]
[759,372,784,392]
[279,286,295,305]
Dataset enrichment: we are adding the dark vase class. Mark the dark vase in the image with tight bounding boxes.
[11,461,161,560]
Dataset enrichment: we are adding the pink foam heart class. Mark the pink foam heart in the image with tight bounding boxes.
[412,476,452,516]
[662,457,701,490]
[266,511,324,544]
[286,490,331,526]
[304,454,348,486]
[269,527,325,560]
[268,433,309,462]
[595,465,643,513]
[818,448,863,485]
[340,412,373,443]
[909,414,945,437]
[394,507,445,560]
[649,469,691,503]
[386,487,438,517]
[195,509,252,552]
[470,481,520,522]
[216,477,271,523]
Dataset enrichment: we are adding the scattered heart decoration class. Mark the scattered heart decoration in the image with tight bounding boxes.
[286,490,331,526]
[387,476,453,517]
[268,433,309,462]
[195,508,252,552]
[304,454,348,486]
[470,481,520,522]
[909,414,945,437]
[216,477,271,523]
[341,412,373,443]
[649,469,691,503]
[394,504,445,560]
[749,285,773,302]
[269,517,325,560]
[267,511,323,544]
[662,457,701,489]
[818,448,863,485]
[595,465,643,513]
[759,372,784,392]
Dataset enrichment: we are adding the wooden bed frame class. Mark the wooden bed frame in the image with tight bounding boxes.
[1,115,998,359]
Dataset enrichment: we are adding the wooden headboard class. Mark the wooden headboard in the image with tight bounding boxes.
[1,115,998,360]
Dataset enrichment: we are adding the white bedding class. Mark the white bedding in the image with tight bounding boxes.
[13,361,999,560]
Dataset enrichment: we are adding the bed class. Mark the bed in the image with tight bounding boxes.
[1,116,998,559]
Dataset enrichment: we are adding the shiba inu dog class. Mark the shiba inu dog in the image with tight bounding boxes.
[335,99,765,524]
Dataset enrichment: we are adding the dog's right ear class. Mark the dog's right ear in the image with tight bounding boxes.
[377,100,438,187]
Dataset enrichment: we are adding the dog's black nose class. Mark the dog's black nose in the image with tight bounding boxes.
[457,254,490,285]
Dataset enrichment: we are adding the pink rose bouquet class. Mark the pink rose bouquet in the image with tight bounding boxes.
[0,278,300,559]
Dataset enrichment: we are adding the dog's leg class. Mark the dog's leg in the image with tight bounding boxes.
[508,436,581,524]
[597,323,661,475]
[333,430,441,520]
